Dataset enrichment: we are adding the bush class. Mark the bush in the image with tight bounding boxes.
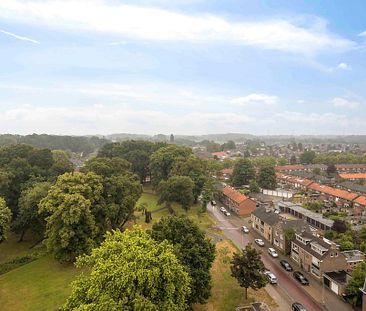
[0,250,45,275]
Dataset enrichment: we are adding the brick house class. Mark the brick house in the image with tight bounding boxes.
[342,250,366,272]
[251,206,279,243]
[291,232,347,281]
[221,186,256,216]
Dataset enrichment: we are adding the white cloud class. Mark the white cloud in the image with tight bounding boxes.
[358,31,366,37]
[231,93,278,106]
[0,29,40,44]
[331,97,360,109]
[0,0,354,54]
[336,62,348,70]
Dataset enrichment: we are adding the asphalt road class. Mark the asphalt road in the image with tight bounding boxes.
[207,203,353,311]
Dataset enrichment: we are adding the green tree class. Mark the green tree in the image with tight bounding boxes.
[277,157,287,166]
[299,150,316,164]
[63,228,191,311]
[39,172,104,262]
[230,244,267,299]
[201,178,215,210]
[0,197,12,243]
[82,157,131,178]
[290,155,297,165]
[50,150,74,176]
[231,158,255,187]
[158,175,195,211]
[257,165,276,189]
[249,180,260,193]
[13,181,52,241]
[284,228,296,255]
[151,216,215,305]
[346,262,366,306]
[150,145,192,188]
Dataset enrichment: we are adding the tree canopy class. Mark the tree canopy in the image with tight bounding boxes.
[346,262,366,306]
[231,158,255,187]
[151,216,215,305]
[230,244,267,299]
[63,228,191,311]
[0,197,12,243]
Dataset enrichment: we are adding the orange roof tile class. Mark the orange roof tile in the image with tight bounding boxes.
[339,173,366,180]
[223,186,248,204]
[354,196,366,206]
[308,182,359,201]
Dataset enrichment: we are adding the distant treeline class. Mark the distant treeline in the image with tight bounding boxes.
[0,134,110,154]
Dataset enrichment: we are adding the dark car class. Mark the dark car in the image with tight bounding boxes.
[280,259,293,271]
[292,302,307,311]
[293,271,309,285]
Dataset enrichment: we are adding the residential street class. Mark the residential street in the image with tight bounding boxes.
[207,203,353,311]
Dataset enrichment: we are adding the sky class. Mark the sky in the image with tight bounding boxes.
[0,0,366,136]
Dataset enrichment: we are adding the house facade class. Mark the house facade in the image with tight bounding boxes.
[251,206,279,243]
[222,186,257,216]
[291,232,347,281]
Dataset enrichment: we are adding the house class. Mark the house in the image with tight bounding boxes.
[339,173,366,181]
[221,186,256,216]
[342,250,366,272]
[335,164,366,173]
[291,232,347,281]
[219,168,233,180]
[272,219,311,254]
[278,202,334,231]
[211,151,228,160]
[275,165,305,172]
[251,206,280,243]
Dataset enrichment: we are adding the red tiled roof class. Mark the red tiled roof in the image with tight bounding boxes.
[354,196,366,206]
[275,165,305,171]
[223,186,248,204]
[308,182,359,201]
[276,173,313,187]
[339,173,366,180]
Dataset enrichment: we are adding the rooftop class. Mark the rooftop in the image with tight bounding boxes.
[252,205,280,226]
[308,182,359,201]
[278,202,334,228]
[223,186,251,204]
[324,270,349,284]
[342,250,366,262]
[339,173,366,180]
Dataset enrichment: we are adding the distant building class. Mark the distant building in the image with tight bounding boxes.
[169,134,174,143]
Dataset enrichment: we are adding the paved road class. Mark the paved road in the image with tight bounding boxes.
[208,203,353,311]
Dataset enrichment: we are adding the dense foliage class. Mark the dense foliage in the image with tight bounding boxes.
[0,197,12,243]
[63,228,191,311]
[151,216,215,305]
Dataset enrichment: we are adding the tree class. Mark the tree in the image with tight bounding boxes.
[82,157,131,178]
[158,176,195,211]
[39,172,104,262]
[257,165,276,189]
[170,155,207,202]
[346,262,366,306]
[326,164,337,176]
[231,158,255,187]
[332,219,347,233]
[230,244,267,299]
[62,228,191,311]
[12,181,52,241]
[150,145,192,188]
[299,150,316,164]
[0,197,12,243]
[201,178,215,210]
[277,157,287,166]
[151,216,215,305]
[284,228,296,255]
[221,140,236,150]
[249,180,260,193]
[290,155,297,165]
[50,150,74,176]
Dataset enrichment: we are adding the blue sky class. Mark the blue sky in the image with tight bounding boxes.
[0,0,365,135]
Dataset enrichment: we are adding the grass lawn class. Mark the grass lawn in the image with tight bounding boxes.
[194,240,277,311]
[0,255,79,311]
[0,232,37,264]
[132,189,215,231]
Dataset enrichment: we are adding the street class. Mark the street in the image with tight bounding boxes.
[207,203,353,311]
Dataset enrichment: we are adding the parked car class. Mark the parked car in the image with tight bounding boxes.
[292,302,307,311]
[242,226,249,233]
[211,200,217,206]
[220,206,226,213]
[254,239,265,247]
[293,271,309,285]
[224,211,231,216]
[264,271,278,284]
[280,260,293,271]
[268,248,278,258]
